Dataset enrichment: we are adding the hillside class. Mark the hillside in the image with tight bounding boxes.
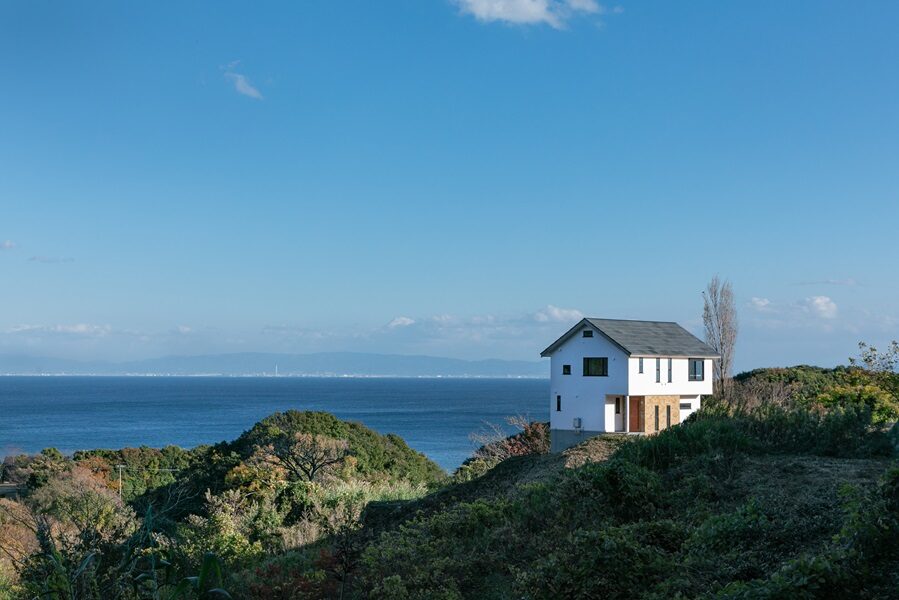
[2,364,899,599]
[342,409,898,599]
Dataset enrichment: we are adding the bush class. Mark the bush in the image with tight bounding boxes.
[233,412,446,486]
[516,521,683,599]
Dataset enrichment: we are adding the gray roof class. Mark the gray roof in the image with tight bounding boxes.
[540,318,720,358]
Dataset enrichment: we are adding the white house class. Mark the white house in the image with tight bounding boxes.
[541,318,720,451]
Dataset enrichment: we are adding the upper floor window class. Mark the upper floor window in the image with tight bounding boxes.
[689,359,705,381]
[562,364,571,375]
[638,357,644,373]
[655,358,661,383]
[583,357,608,376]
[667,358,673,383]
[582,330,593,338]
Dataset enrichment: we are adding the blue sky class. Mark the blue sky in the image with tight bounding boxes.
[1,1,898,370]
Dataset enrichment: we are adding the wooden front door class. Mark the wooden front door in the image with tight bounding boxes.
[629,396,643,432]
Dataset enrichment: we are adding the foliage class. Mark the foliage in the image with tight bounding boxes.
[73,446,192,502]
[233,411,445,486]
[467,417,549,464]
[354,403,898,599]
[1,449,70,490]
[177,491,265,569]
[723,360,899,427]
[254,433,350,482]
[3,390,898,599]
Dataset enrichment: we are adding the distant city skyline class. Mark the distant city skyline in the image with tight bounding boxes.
[2,2,898,371]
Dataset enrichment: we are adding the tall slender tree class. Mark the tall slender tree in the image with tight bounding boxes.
[703,275,738,396]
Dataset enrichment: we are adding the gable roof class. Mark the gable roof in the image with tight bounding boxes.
[540,318,720,359]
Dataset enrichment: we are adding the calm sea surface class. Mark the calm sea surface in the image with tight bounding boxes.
[0,377,548,471]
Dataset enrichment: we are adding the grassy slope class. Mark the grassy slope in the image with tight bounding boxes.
[352,413,898,599]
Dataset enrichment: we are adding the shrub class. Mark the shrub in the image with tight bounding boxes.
[234,412,446,486]
[516,522,681,599]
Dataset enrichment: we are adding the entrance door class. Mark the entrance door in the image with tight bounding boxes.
[629,396,643,432]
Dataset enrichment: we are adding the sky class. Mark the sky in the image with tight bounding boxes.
[1,0,898,371]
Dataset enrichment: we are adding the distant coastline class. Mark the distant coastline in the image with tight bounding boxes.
[0,350,549,379]
[0,373,548,379]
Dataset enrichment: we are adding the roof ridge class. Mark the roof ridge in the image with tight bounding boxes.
[587,317,679,324]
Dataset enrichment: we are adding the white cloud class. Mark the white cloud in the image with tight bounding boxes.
[749,297,773,312]
[0,240,15,250]
[28,256,74,264]
[455,0,602,28]
[9,323,112,337]
[388,316,416,328]
[798,278,858,287]
[224,72,263,100]
[532,305,584,323]
[804,296,838,320]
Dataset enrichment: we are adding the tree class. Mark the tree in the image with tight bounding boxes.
[703,275,738,397]
[852,341,899,375]
[256,433,349,482]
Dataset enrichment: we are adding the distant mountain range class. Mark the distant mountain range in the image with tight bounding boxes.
[0,352,549,378]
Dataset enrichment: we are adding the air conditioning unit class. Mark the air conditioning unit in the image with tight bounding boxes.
[573,417,582,432]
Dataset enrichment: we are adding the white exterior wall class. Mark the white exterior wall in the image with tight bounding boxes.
[549,329,629,432]
[679,395,701,422]
[626,357,714,396]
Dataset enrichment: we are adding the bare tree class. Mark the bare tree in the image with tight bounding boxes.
[852,341,899,373]
[469,414,549,463]
[728,378,797,414]
[703,275,738,396]
[257,433,350,482]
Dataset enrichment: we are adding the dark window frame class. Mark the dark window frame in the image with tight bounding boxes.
[655,358,661,383]
[654,405,659,431]
[666,404,671,428]
[562,364,571,375]
[556,395,561,412]
[667,358,673,383]
[638,357,644,374]
[680,402,691,410]
[615,397,621,414]
[582,330,593,338]
[688,358,705,381]
[583,357,609,377]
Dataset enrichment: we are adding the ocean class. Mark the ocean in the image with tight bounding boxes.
[0,376,548,472]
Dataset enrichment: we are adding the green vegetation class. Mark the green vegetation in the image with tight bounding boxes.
[355,407,897,599]
[0,411,444,599]
[1,351,898,599]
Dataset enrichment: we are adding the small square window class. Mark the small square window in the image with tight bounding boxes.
[583,330,593,338]
[562,364,571,375]
[583,357,608,376]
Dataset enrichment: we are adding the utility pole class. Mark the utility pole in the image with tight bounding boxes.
[116,464,125,500]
